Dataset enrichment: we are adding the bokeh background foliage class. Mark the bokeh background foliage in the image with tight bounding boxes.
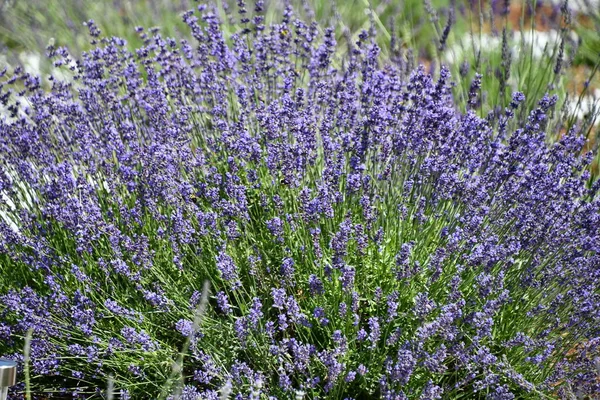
[1,0,599,133]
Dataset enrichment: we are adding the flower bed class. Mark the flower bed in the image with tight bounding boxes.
[0,4,599,399]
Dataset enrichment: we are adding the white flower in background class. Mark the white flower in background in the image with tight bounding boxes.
[18,51,41,76]
[566,88,600,122]
[445,30,579,65]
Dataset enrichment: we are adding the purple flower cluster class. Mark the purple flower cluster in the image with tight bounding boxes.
[0,3,599,399]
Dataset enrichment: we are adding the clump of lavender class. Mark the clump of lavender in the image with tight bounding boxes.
[0,3,599,399]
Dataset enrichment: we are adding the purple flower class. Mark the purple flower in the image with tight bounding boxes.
[266,217,284,243]
[420,380,443,399]
[367,317,380,348]
[351,292,360,312]
[313,307,329,326]
[391,349,416,385]
[374,287,383,301]
[0,5,598,398]
[330,218,353,268]
[104,299,142,322]
[487,384,515,400]
[216,252,241,289]
[271,288,286,309]
[414,292,436,318]
[395,242,415,280]
[128,364,143,377]
[339,301,348,318]
[345,370,357,382]
[386,291,399,322]
[234,318,249,345]
[339,265,356,290]
[357,329,367,341]
[176,319,194,337]
[280,257,295,284]
[216,291,233,314]
[357,364,368,376]
[248,297,263,329]
[308,274,324,295]
[120,327,158,351]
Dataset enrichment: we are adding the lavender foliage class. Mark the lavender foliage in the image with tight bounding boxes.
[0,4,599,399]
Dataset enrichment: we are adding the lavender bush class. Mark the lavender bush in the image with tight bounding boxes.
[0,3,599,399]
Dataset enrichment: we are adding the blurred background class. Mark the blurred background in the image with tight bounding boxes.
[1,0,599,128]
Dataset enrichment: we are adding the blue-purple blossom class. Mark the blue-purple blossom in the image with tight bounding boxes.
[216,252,242,289]
[313,307,329,326]
[0,4,597,399]
[216,291,233,314]
[176,319,194,337]
[266,217,285,243]
[308,274,324,296]
[271,288,286,309]
[367,317,381,348]
[280,257,295,284]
